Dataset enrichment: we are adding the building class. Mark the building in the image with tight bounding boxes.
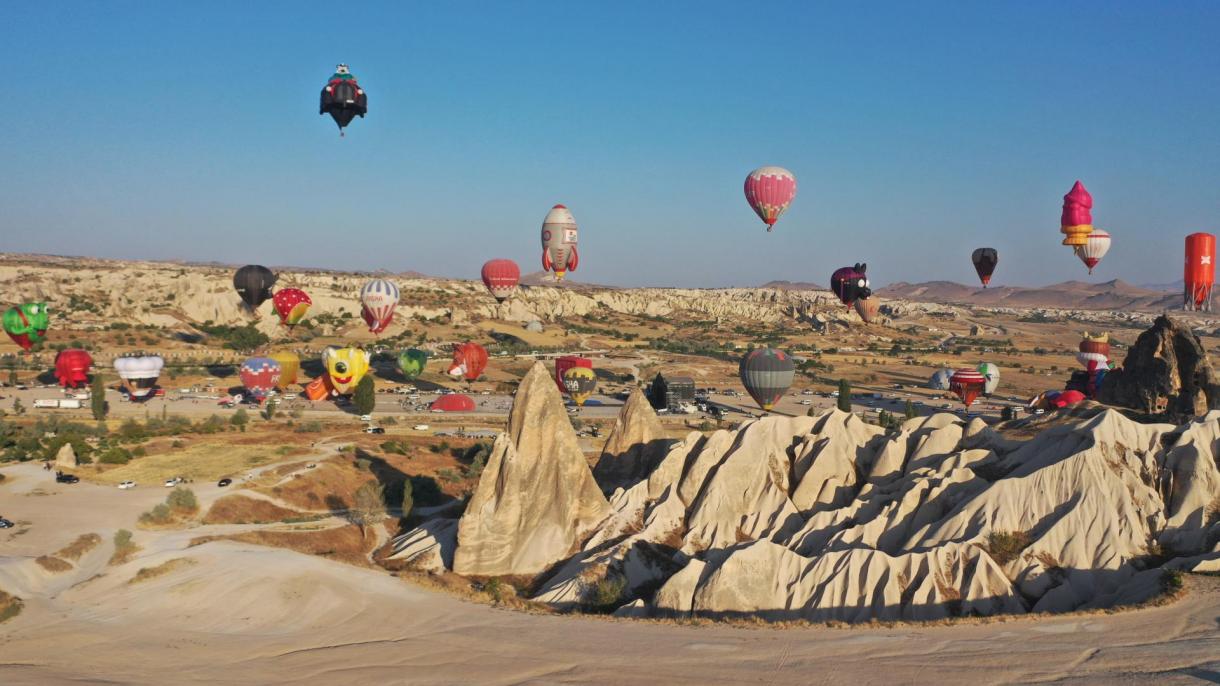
[649,373,695,411]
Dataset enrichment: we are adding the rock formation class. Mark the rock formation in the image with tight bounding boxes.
[1100,314,1220,419]
[592,388,673,490]
[396,403,1220,622]
[55,442,78,469]
[449,362,610,576]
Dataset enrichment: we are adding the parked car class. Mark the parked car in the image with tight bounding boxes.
[56,472,80,484]
[0,517,13,529]
[217,478,232,488]
[364,427,385,434]
[164,477,183,488]
[118,481,136,490]
[413,424,430,431]
[359,414,373,422]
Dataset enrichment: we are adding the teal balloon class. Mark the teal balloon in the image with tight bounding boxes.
[398,348,428,380]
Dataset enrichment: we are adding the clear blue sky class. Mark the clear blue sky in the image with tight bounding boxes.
[3,1,1218,288]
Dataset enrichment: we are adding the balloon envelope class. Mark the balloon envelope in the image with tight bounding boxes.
[398,349,428,380]
[233,265,276,310]
[554,356,593,393]
[448,343,488,381]
[971,248,998,287]
[272,288,311,327]
[743,166,797,231]
[430,394,475,412]
[541,205,579,279]
[240,357,282,400]
[976,362,1000,395]
[739,348,795,411]
[322,346,370,396]
[929,368,953,391]
[1074,228,1111,274]
[360,279,400,334]
[54,349,92,388]
[854,297,880,323]
[481,259,520,302]
[114,355,164,399]
[3,303,50,351]
[830,264,871,306]
[1184,232,1216,310]
[562,367,597,406]
[949,368,986,408]
[269,351,300,388]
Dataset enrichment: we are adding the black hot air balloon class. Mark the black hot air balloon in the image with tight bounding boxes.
[233,265,276,312]
[971,248,998,287]
[319,64,368,137]
[830,263,871,307]
[739,348,795,412]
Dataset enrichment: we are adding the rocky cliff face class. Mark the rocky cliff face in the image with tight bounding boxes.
[395,402,1220,622]
[592,388,672,490]
[449,362,610,576]
[1100,315,1220,419]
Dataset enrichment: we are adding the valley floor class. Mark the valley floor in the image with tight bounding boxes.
[2,463,1218,685]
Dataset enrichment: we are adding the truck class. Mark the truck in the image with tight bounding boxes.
[33,398,82,409]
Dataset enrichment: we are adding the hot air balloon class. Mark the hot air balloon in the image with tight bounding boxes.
[54,349,92,388]
[1077,332,1110,371]
[234,265,276,311]
[1060,180,1093,247]
[272,288,312,327]
[398,349,428,380]
[481,259,520,302]
[854,297,880,323]
[929,368,953,391]
[1184,232,1216,311]
[430,394,475,412]
[562,366,597,406]
[949,368,986,408]
[304,346,371,400]
[977,362,1000,396]
[554,356,593,394]
[830,264,871,307]
[739,348,795,412]
[3,303,49,351]
[448,342,488,381]
[971,248,998,287]
[1074,228,1111,274]
[743,166,797,232]
[114,355,164,401]
[269,351,300,388]
[240,357,282,402]
[359,279,399,334]
[541,204,579,280]
[319,64,368,137]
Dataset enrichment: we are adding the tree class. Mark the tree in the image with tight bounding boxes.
[836,379,852,412]
[401,479,414,518]
[351,480,387,540]
[353,376,376,416]
[6,362,16,387]
[11,398,24,416]
[229,409,249,430]
[261,398,278,421]
[90,375,108,421]
[904,399,917,420]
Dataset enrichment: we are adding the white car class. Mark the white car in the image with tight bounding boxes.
[413,424,430,431]
[359,414,373,422]
[799,400,813,405]
[118,481,136,490]
[164,477,182,488]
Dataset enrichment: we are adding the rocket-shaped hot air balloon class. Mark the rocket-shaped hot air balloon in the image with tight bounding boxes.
[1060,181,1093,247]
[1184,233,1216,312]
[541,205,579,280]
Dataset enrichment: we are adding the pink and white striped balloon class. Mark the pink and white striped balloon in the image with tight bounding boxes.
[1074,228,1111,274]
[744,166,797,232]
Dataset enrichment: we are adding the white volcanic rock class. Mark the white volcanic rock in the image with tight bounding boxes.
[593,387,672,489]
[451,362,610,576]
[387,519,457,573]
[55,442,78,469]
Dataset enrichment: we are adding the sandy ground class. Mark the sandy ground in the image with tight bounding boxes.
[3,458,1218,685]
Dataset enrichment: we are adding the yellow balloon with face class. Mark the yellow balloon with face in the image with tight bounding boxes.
[323,346,370,395]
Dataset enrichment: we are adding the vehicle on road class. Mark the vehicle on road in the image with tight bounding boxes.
[359,414,373,421]
[217,478,232,487]
[413,424,430,431]
[800,399,813,405]
[164,477,183,488]
[306,463,317,469]
[56,472,79,484]
[0,517,14,528]
[364,427,385,434]
[118,481,136,489]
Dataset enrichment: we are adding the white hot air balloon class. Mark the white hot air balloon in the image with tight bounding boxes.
[977,362,1000,395]
[1074,228,1111,274]
[929,368,953,391]
[113,355,165,399]
[359,279,400,334]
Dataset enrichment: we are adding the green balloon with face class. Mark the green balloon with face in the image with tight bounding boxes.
[3,303,50,351]
[397,348,428,380]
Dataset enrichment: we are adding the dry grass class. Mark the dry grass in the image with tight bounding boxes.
[129,557,196,584]
[34,555,73,573]
[190,524,374,567]
[203,495,310,525]
[86,442,282,486]
[54,533,102,561]
[0,589,23,624]
[984,530,1033,565]
[109,529,140,566]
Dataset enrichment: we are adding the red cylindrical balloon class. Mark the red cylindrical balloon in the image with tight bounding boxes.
[54,349,93,388]
[447,342,488,381]
[430,394,476,412]
[1185,233,1215,311]
[554,356,593,394]
[481,259,521,302]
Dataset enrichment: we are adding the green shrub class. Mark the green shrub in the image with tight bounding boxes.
[584,574,627,613]
[98,447,132,465]
[985,530,1032,565]
[166,487,198,513]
